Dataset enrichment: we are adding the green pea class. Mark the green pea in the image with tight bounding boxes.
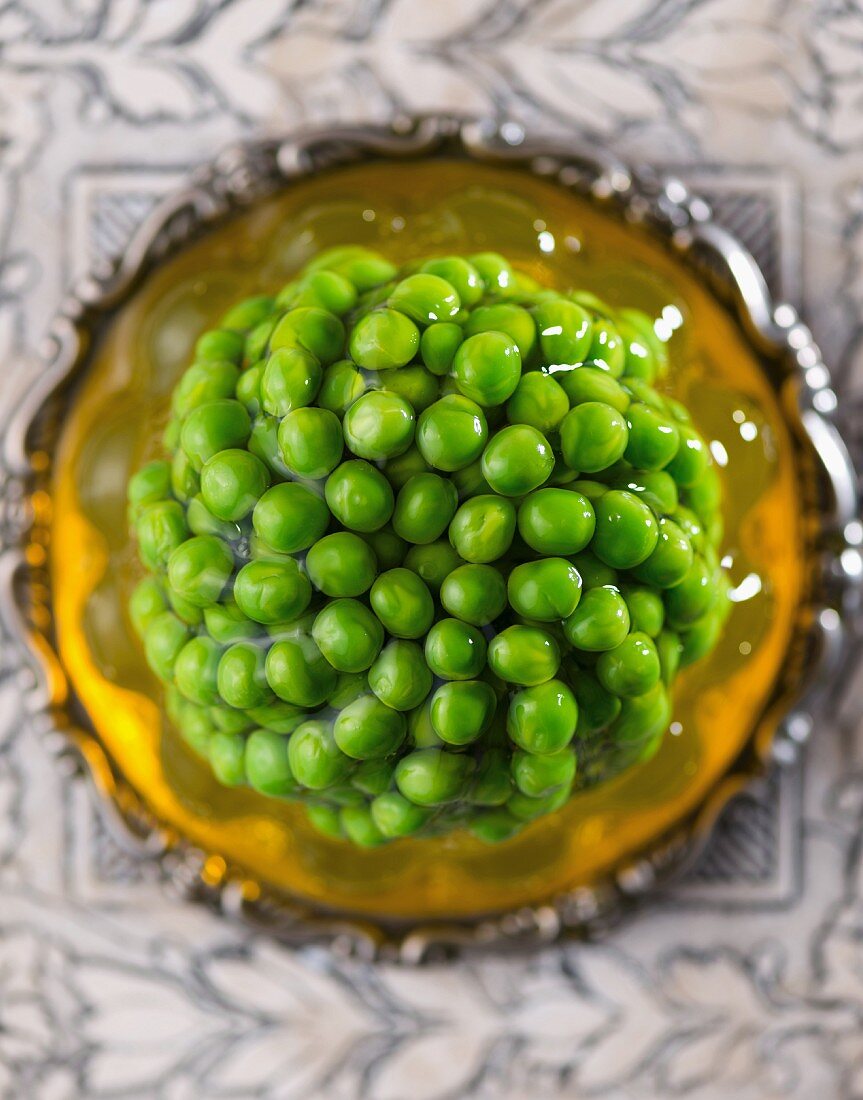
[311,599,382,673]
[563,586,630,651]
[610,468,679,515]
[359,526,407,570]
[657,629,683,684]
[269,306,344,365]
[210,705,250,735]
[583,318,625,376]
[288,720,350,790]
[136,501,189,571]
[471,749,514,806]
[144,611,192,681]
[449,495,516,563]
[200,448,269,522]
[469,809,522,842]
[245,315,278,363]
[533,299,592,364]
[167,586,204,626]
[129,577,168,637]
[416,395,488,472]
[451,330,522,408]
[305,532,376,597]
[389,272,460,325]
[440,563,506,626]
[554,365,630,412]
[573,671,621,733]
[167,535,233,607]
[181,400,250,470]
[209,731,246,786]
[252,482,329,555]
[596,632,661,697]
[425,618,487,680]
[217,642,270,709]
[408,698,443,748]
[244,729,297,797]
[507,558,582,622]
[368,640,433,711]
[337,806,384,848]
[684,464,722,525]
[307,804,344,838]
[403,540,463,594]
[333,693,407,760]
[481,425,553,497]
[325,459,394,532]
[559,401,629,473]
[290,270,358,314]
[343,390,415,460]
[469,251,512,293]
[421,256,483,306]
[569,549,618,589]
[632,517,694,588]
[277,407,343,479]
[317,359,367,415]
[619,584,665,637]
[127,460,172,515]
[348,308,419,370]
[204,600,260,644]
[466,305,535,361]
[450,458,491,499]
[247,415,292,480]
[196,328,245,365]
[392,473,458,544]
[174,636,221,705]
[506,372,569,432]
[608,683,671,754]
[163,417,181,452]
[666,426,709,486]
[234,558,311,624]
[591,490,659,569]
[507,784,571,822]
[507,679,578,753]
[235,363,263,414]
[375,364,438,413]
[245,698,306,734]
[260,346,322,416]
[624,403,680,471]
[420,321,463,375]
[370,567,435,640]
[174,700,214,756]
[395,748,473,806]
[351,758,394,797]
[488,625,560,686]
[517,488,595,556]
[430,680,496,745]
[220,295,275,332]
[664,556,716,625]
[371,792,431,838]
[170,449,199,502]
[512,747,576,797]
[266,633,337,707]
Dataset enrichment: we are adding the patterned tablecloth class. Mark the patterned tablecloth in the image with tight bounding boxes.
[2,3,863,1098]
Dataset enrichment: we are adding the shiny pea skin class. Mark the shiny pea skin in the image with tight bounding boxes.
[349,308,419,370]
[395,748,473,806]
[245,728,297,797]
[233,558,311,624]
[430,680,496,745]
[137,501,189,571]
[440,563,507,626]
[488,625,560,686]
[359,526,407,571]
[252,482,329,554]
[288,720,351,789]
[392,472,458,544]
[325,459,394,532]
[464,303,536,360]
[507,679,578,754]
[371,792,431,838]
[217,642,271,709]
[181,399,251,470]
[420,322,463,375]
[370,568,435,638]
[312,599,384,673]
[167,535,234,607]
[533,299,592,364]
[269,306,344,365]
[376,364,438,412]
[506,372,569,432]
[343,390,415,461]
[204,600,260,644]
[453,330,522,407]
[449,495,516,563]
[416,394,488,472]
[129,577,168,637]
[632,517,694,588]
[403,540,464,594]
[421,256,484,306]
[277,407,343,478]
[563,585,630,652]
[334,693,407,759]
[596,632,661,697]
[559,401,629,473]
[481,425,554,497]
[127,460,172,514]
[260,346,322,416]
[569,549,617,589]
[517,488,595,556]
[200,448,270,522]
[610,468,679,515]
[620,584,665,637]
[209,731,246,787]
[306,531,377,597]
[317,359,367,415]
[368,640,433,711]
[591,490,659,569]
[507,558,582,621]
[265,634,337,707]
[144,612,192,681]
[174,636,222,706]
[389,272,460,325]
[471,748,514,806]
[424,618,487,681]
[555,365,630,412]
[512,747,576,798]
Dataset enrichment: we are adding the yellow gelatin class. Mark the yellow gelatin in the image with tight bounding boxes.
[51,159,806,921]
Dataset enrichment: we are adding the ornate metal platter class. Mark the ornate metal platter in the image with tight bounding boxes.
[3,116,859,960]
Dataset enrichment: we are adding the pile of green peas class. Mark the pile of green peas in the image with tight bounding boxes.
[128,244,730,847]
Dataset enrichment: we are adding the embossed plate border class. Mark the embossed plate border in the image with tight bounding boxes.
[3,115,860,961]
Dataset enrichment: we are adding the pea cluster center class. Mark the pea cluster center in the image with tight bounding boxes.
[128,246,729,847]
